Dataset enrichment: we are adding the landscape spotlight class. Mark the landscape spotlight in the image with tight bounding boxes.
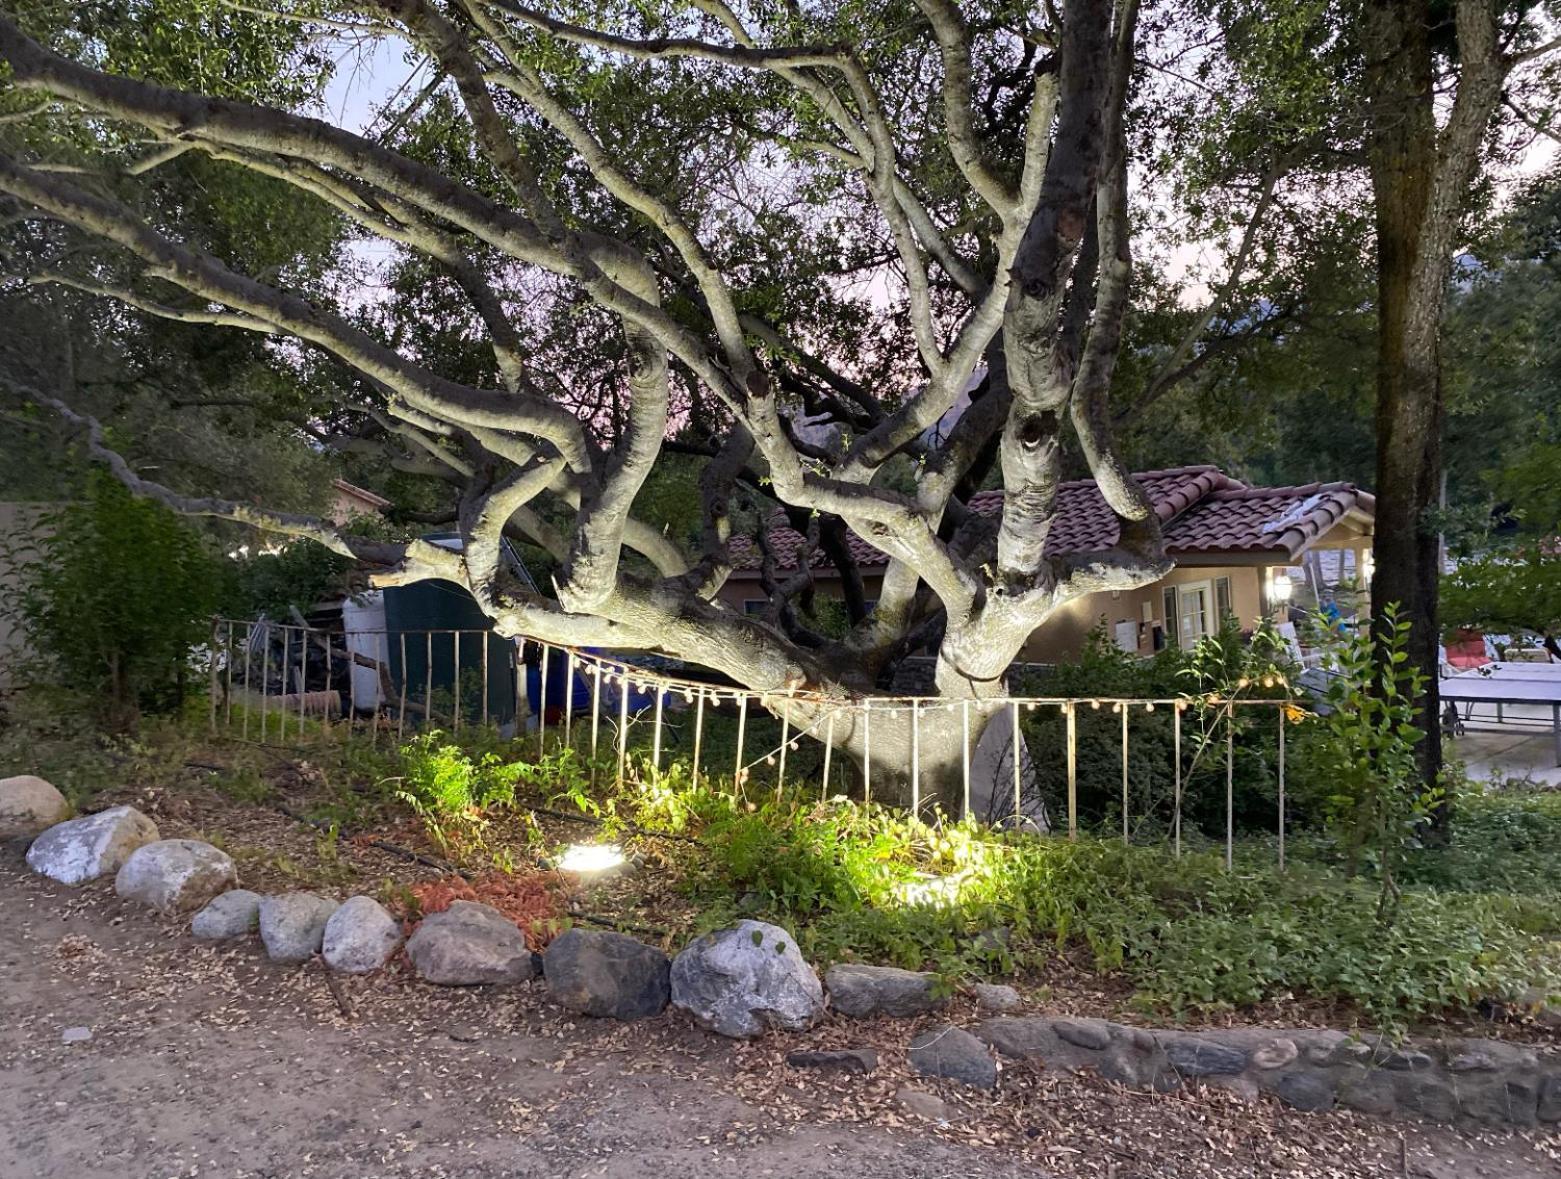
[557,843,625,873]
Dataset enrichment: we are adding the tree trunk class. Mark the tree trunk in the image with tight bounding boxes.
[1362,0,1505,798]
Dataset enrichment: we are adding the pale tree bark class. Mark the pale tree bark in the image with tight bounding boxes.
[0,0,1219,809]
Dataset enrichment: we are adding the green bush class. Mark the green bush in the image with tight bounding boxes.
[0,474,231,730]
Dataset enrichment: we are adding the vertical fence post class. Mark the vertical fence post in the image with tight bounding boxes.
[590,663,603,784]
[651,683,665,774]
[224,620,235,730]
[732,694,748,796]
[1277,706,1287,872]
[297,628,308,737]
[1225,718,1235,871]
[910,700,920,820]
[537,642,549,755]
[1173,702,1183,858]
[425,632,434,733]
[861,700,871,807]
[776,700,790,800]
[453,631,462,733]
[398,633,409,744]
[616,672,629,787]
[481,632,490,728]
[1011,700,1022,826]
[961,700,971,823]
[821,709,834,801]
[1065,700,1077,840]
[263,624,275,743]
[1121,703,1130,844]
[691,688,706,792]
[241,626,253,741]
[564,651,576,748]
[207,617,219,734]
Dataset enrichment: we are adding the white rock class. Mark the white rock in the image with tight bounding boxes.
[405,901,534,986]
[670,920,824,1038]
[973,983,1023,1014]
[25,806,159,885]
[61,1027,92,1045]
[259,892,338,963]
[322,896,404,974]
[192,889,263,940]
[114,839,237,914]
[0,774,70,838]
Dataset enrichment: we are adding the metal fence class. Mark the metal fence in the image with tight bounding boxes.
[207,617,1301,867]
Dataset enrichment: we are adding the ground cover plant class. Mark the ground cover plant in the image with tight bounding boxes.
[6,687,1556,1038]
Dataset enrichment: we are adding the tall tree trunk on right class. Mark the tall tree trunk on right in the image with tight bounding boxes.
[1361,0,1506,798]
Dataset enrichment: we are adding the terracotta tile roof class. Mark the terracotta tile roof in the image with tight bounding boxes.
[728,467,1372,574]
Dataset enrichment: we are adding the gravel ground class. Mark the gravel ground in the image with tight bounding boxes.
[1,846,1557,1179]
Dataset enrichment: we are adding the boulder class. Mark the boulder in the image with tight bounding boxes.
[542,928,670,1019]
[669,920,824,1038]
[896,1088,960,1122]
[825,963,945,1018]
[192,889,263,940]
[322,896,403,974]
[1272,1072,1335,1112]
[908,1024,998,1089]
[972,983,1022,1014]
[405,901,535,986]
[259,892,338,963]
[25,806,159,885]
[1053,1018,1113,1050]
[114,839,237,914]
[0,774,70,838]
[786,1048,878,1074]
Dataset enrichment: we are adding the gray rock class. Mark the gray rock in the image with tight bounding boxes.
[908,1024,998,1089]
[1053,1018,1112,1051]
[976,1016,1063,1061]
[896,1087,959,1122]
[1273,1072,1335,1112]
[1163,1038,1249,1077]
[669,920,823,1038]
[60,1026,91,1045]
[1381,1048,1433,1071]
[542,928,669,1019]
[1397,1077,1459,1121]
[1448,1050,1499,1073]
[1537,1076,1561,1122]
[1337,1073,1397,1116]
[825,964,945,1018]
[405,901,535,986]
[25,805,159,885]
[192,889,263,939]
[1459,1079,1539,1126]
[259,892,338,963]
[114,839,237,914]
[1251,1037,1299,1070]
[973,983,1021,1014]
[0,774,70,838]
[786,1048,878,1074]
[322,896,403,974]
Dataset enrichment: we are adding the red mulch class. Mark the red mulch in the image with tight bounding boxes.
[403,870,568,950]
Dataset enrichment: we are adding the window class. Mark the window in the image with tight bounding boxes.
[1215,576,1232,621]
[743,599,766,616]
[1163,580,1215,649]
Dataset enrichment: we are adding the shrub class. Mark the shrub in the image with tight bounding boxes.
[0,473,230,730]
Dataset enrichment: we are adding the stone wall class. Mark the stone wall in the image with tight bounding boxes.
[970,1016,1558,1127]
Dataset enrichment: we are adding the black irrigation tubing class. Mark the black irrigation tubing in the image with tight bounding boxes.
[529,805,703,845]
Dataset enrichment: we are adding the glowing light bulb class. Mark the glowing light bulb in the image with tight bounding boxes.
[557,843,625,873]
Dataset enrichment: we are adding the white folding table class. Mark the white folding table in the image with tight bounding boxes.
[1440,663,1561,766]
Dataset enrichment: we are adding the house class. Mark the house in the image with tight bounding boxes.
[720,465,1375,661]
[328,478,391,525]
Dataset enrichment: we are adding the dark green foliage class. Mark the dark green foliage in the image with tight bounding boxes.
[224,540,352,621]
[0,473,230,729]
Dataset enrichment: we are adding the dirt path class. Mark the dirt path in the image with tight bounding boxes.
[1,849,1556,1179]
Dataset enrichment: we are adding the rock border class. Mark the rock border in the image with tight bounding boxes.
[10,804,1559,1129]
